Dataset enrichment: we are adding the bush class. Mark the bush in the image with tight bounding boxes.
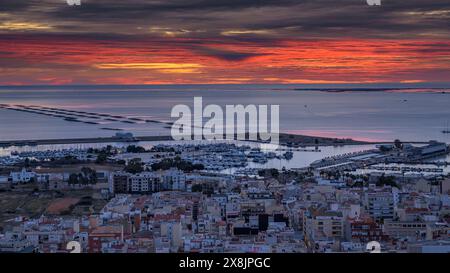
[376,175,398,188]
[258,168,279,178]
[126,145,146,153]
[68,168,98,185]
[124,158,144,174]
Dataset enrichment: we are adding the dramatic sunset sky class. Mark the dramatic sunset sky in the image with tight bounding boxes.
[0,0,449,85]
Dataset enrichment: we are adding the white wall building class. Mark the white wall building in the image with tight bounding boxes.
[10,168,36,184]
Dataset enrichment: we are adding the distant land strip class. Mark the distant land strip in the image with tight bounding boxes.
[0,133,432,149]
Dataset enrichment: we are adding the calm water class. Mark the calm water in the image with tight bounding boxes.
[0,140,376,168]
[1,85,450,143]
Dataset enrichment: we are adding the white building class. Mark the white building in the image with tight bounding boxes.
[0,176,9,184]
[364,189,395,221]
[10,168,36,184]
[160,221,182,251]
[129,172,160,193]
[161,169,186,191]
[408,240,450,253]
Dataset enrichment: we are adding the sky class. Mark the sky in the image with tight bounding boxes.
[0,0,449,85]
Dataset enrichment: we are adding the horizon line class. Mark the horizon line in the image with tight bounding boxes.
[1,82,450,89]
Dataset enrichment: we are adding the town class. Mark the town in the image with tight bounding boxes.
[0,139,449,253]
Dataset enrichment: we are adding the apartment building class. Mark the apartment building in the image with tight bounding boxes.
[110,169,186,194]
[383,219,427,239]
[303,208,344,251]
[364,189,395,221]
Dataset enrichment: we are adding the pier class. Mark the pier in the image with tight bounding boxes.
[0,135,174,148]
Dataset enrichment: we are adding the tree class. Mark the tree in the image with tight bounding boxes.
[126,145,146,153]
[258,168,279,178]
[24,158,30,167]
[124,158,144,174]
[394,139,403,149]
[68,168,97,185]
[191,184,203,192]
[377,174,398,188]
[81,167,97,184]
[96,153,108,164]
[150,157,204,172]
[68,173,78,185]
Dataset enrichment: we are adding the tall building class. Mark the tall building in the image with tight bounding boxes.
[110,169,186,194]
[346,217,388,243]
[383,220,427,239]
[303,208,344,251]
[364,190,395,222]
[160,221,182,252]
[111,173,129,194]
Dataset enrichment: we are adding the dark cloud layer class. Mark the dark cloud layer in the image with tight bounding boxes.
[0,0,449,84]
[1,0,449,40]
[191,47,268,61]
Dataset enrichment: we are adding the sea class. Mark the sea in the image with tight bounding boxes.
[1,84,449,142]
[1,84,449,168]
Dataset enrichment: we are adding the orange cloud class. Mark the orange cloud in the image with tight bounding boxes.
[94,63,204,74]
[0,36,449,85]
[0,21,53,31]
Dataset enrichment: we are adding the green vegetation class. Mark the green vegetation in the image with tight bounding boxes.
[150,146,175,153]
[88,145,114,164]
[151,156,204,172]
[68,167,98,185]
[394,139,403,149]
[126,145,147,153]
[95,153,108,163]
[124,158,145,174]
[320,170,341,180]
[376,174,398,188]
[258,168,279,178]
[0,187,108,229]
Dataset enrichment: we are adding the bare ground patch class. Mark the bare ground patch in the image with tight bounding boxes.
[46,197,80,215]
